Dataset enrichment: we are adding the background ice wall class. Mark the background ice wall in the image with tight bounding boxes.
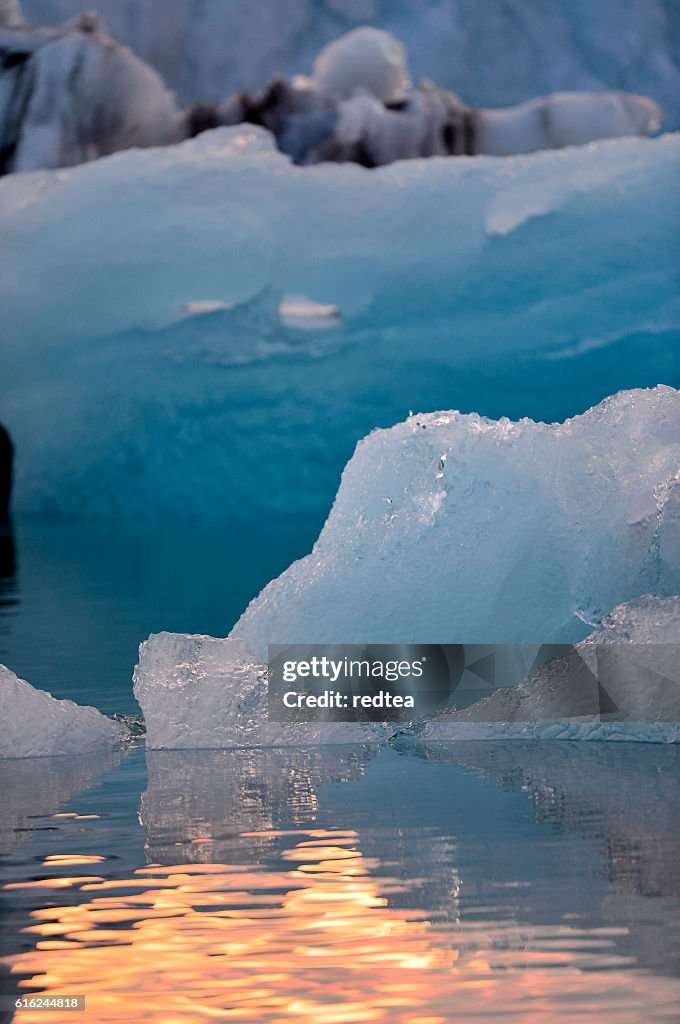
[1,130,678,521]
[21,0,680,129]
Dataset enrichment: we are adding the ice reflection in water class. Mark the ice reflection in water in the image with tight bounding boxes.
[1,744,680,1023]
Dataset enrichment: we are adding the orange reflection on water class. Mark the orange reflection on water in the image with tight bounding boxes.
[4,828,680,1024]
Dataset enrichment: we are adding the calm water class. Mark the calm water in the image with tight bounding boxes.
[1,743,680,1023]
[1,522,680,1022]
[0,517,321,715]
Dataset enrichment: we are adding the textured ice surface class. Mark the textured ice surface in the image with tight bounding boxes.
[22,1,680,129]
[0,15,183,173]
[406,597,680,742]
[586,594,680,644]
[134,633,386,749]
[234,387,680,655]
[1,129,678,518]
[0,663,125,757]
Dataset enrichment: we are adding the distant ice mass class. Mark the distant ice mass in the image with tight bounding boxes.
[1,129,678,519]
[21,0,680,131]
[0,9,184,173]
[0,663,126,757]
[2,13,666,173]
[233,387,680,655]
[311,26,411,103]
[134,633,386,749]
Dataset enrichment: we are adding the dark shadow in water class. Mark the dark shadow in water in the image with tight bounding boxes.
[0,519,18,660]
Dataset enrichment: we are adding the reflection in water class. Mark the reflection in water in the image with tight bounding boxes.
[2,745,680,1023]
[141,746,379,864]
[0,751,122,859]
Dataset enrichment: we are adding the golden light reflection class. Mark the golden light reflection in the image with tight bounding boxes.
[4,828,680,1024]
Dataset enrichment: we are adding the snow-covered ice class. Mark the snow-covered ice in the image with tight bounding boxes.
[310,26,411,103]
[0,663,126,757]
[134,633,386,749]
[234,387,680,655]
[0,11,184,173]
[21,1,680,131]
[1,129,678,518]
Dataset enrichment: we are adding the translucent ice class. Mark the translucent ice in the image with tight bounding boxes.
[1,129,678,519]
[408,597,680,743]
[134,633,386,749]
[0,663,126,757]
[234,387,680,655]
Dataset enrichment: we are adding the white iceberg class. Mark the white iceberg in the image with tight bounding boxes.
[234,386,680,655]
[0,663,126,757]
[406,596,680,742]
[22,1,680,131]
[134,632,386,749]
[1,129,678,518]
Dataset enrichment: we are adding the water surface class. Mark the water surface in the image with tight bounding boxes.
[1,742,679,1023]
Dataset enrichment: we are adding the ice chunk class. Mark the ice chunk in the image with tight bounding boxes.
[0,663,126,757]
[279,294,341,329]
[1,129,679,519]
[0,15,184,174]
[585,594,680,644]
[134,633,386,749]
[311,27,411,102]
[234,387,680,656]
[406,597,680,742]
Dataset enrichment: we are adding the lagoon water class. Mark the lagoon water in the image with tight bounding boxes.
[1,743,680,1023]
[1,521,680,1022]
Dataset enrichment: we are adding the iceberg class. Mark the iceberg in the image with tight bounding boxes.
[411,597,680,742]
[0,663,126,757]
[234,387,680,655]
[22,1,680,131]
[0,10,184,174]
[1,129,678,519]
[133,632,386,749]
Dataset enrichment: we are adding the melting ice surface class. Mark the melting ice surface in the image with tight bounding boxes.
[1,742,680,1022]
[0,663,125,758]
[1,129,679,519]
[234,386,680,653]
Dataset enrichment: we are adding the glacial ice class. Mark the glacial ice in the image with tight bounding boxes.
[403,596,680,742]
[134,632,386,749]
[0,14,184,174]
[1,129,678,518]
[233,387,680,655]
[310,26,411,103]
[22,1,680,130]
[0,663,126,757]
